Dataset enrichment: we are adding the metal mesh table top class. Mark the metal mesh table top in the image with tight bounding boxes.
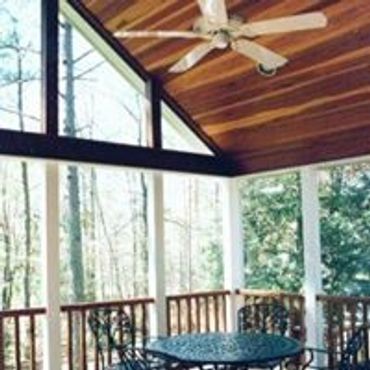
[147,332,302,366]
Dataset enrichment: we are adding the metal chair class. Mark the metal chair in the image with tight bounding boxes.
[306,326,370,370]
[88,307,162,370]
[237,302,289,336]
[237,302,290,369]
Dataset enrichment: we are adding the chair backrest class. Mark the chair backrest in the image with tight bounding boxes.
[339,326,369,370]
[88,307,136,366]
[237,302,289,336]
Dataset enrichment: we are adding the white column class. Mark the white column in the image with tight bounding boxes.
[42,163,61,370]
[222,178,244,332]
[301,166,323,351]
[148,172,167,336]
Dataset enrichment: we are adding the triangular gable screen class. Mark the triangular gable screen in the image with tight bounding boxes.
[60,3,148,146]
[61,0,215,157]
[161,102,214,156]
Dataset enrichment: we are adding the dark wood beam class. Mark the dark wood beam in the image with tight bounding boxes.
[146,76,162,149]
[42,0,59,137]
[0,130,234,176]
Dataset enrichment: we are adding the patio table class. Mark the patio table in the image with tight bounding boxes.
[146,332,304,368]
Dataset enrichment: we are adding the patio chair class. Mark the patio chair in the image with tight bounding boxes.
[237,302,289,336]
[88,307,163,370]
[237,302,290,369]
[306,325,370,370]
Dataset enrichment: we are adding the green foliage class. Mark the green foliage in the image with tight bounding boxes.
[239,163,370,296]
[320,164,370,295]
[240,173,303,293]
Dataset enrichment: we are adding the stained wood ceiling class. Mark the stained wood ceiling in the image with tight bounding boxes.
[81,0,370,175]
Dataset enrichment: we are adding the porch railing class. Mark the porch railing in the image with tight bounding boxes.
[166,290,230,335]
[0,307,46,370]
[317,294,370,366]
[0,297,154,370]
[2,290,370,369]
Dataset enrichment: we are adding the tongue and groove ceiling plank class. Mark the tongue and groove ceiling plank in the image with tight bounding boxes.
[80,0,370,174]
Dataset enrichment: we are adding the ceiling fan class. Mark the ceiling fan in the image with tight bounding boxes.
[114,0,328,76]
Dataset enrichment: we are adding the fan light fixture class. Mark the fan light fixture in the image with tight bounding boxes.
[115,0,328,76]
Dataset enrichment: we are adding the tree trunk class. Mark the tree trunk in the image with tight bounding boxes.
[137,110,149,296]
[64,21,85,369]
[64,21,85,303]
[1,181,13,310]
[89,167,97,301]
[16,48,32,308]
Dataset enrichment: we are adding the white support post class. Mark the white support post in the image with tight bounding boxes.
[42,163,61,370]
[301,166,324,353]
[148,172,167,337]
[222,178,244,332]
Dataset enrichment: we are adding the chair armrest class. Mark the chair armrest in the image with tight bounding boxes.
[305,347,342,356]
[301,347,343,370]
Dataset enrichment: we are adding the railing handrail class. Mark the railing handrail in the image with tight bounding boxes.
[4,292,370,318]
[317,294,370,304]
[0,297,155,318]
[0,307,46,318]
[61,297,155,311]
[166,289,231,300]
[236,288,304,300]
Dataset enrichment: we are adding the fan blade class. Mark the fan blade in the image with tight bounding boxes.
[197,0,228,25]
[241,12,328,37]
[169,42,216,73]
[114,30,209,40]
[232,39,288,69]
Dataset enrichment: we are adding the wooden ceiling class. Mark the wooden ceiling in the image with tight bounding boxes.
[81,0,370,175]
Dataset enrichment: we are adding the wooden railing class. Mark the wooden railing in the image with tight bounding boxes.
[0,307,46,370]
[166,290,230,335]
[236,289,306,341]
[0,297,154,370]
[61,297,154,370]
[3,291,370,369]
[317,294,370,367]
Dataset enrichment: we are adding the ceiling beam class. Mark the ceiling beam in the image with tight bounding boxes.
[0,130,234,176]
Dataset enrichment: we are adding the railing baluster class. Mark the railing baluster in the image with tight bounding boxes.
[338,303,344,356]
[205,297,210,332]
[222,294,227,332]
[129,304,136,347]
[14,316,21,369]
[176,299,181,335]
[166,298,171,336]
[81,310,87,370]
[67,310,74,370]
[30,314,36,370]
[142,303,147,345]
[214,295,219,331]
[364,304,369,361]
[196,296,201,333]
[328,301,334,368]
[0,316,4,370]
